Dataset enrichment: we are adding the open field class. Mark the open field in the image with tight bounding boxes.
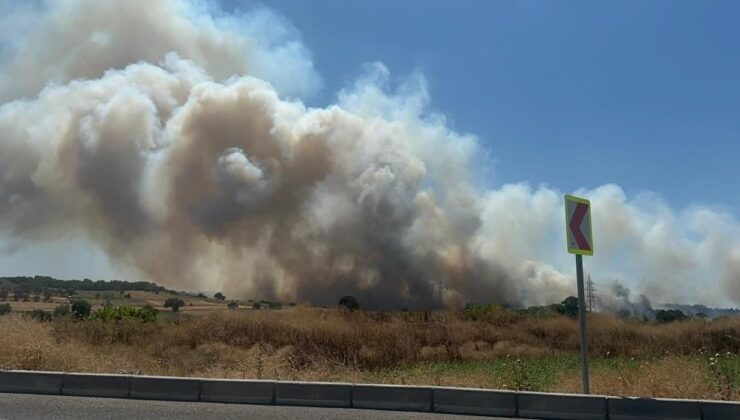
[0,303,738,401]
[1,290,233,314]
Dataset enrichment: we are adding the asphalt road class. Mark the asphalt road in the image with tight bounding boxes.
[0,393,511,420]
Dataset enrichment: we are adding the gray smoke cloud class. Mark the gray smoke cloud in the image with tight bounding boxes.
[597,281,654,317]
[1,0,739,309]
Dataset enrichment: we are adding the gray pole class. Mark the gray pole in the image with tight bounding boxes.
[575,254,590,394]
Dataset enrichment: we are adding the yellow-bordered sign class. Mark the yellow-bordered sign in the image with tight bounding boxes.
[565,195,594,256]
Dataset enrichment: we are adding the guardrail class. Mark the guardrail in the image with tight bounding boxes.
[0,370,737,419]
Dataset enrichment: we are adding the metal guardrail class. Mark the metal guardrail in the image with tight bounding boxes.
[0,370,737,419]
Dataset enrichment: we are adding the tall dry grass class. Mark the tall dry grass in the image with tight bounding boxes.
[557,356,718,399]
[0,308,738,398]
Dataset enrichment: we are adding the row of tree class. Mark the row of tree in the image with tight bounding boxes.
[337,294,702,324]
[0,276,167,295]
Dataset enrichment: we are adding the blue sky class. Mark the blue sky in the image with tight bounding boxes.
[225,0,740,210]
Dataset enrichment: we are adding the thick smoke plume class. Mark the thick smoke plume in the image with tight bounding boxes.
[1,0,739,309]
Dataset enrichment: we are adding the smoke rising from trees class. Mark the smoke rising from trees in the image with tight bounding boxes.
[0,0,738,309]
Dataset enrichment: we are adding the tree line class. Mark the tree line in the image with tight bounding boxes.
[0,276,167,295]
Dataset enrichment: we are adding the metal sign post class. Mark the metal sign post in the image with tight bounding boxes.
[575,253,590,394]
[564,194,594,395]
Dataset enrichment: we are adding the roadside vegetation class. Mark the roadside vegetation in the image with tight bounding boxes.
[0,295,737,401]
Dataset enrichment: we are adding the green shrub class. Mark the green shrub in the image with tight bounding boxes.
[71,299,92,319]
[462,303,519,325]
[0,303,10,315]
[164,298,185,312]
[90,305,158,322]
[553,296,580,318]
[655,309,687,323]
[227,300,239,309]
[518,305,554,318]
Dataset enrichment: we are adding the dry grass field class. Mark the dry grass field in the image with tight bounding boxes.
[0,301,738,400]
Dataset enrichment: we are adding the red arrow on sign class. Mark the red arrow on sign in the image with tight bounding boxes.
[569,203,591,251]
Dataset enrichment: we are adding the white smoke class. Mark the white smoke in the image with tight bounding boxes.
[0,0,320,101]
[0,0,738,309]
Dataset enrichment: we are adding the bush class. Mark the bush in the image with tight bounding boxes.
[71,299,92,319]
[0,289,9,300]
[227,301,239,309]
[464,303,495,320]
[553,296,580,318]
[214,292,225,301]
[102,293,116,306]
[463,303,518,324]
[27,309,52,322]
[518,305,553,318]
[91,305,158,322]
[655,309,687,323]
[0,303,10,315]
[164,298,185,312]
[53,304,71,318]
[338,295,359,311]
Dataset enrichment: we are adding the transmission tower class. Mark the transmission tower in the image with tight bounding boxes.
[586,274,598,312]
[437,278,443,304]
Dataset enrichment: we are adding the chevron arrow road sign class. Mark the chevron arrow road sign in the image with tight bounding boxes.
[565,195,593,256]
